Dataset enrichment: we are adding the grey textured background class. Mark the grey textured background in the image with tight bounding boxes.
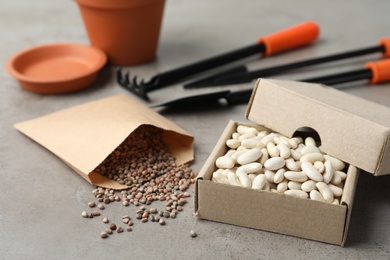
[1,0,390,259]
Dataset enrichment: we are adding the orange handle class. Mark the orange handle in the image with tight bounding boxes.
[366,59,390,84]
[258,21,320,56]
[380,38,390,58]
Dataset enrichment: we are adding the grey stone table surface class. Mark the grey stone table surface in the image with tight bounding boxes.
[1,0,390,259]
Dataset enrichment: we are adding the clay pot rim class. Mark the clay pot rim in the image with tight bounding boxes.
[75,0,164,9]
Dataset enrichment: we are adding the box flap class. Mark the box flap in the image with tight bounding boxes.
[246,79,390,176]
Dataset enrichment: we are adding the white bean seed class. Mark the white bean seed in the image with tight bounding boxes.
[236,171,252,188]
[237,148,262,165]
[310,190,325,202]
[305,137,316,146]
[212,171,229,184]
[241,138,265,149]
[264,157,285,171]
[252,174,267,189]
[261,133,277,145]
[259,148,269,165]
[313,161,325,174]
[227,171,241,186]
[285,158,300,171]
[266,142,280,157]
[237,162,262,174]
[287,181,302,190]
[277,143,291,159]
[274,168,285,184]
[324,155,345,171]
[327,183,343,197]
[300,153,324,163]
[330,170,343,185]
[284,190,308,199]
[300,145,321,155]
[237,125,258,135]
[316,182,334,203]
[301,161,323,182]
[290,149,302,161]
[277,179,288,193]
[301,180,317,192]
[284,171,308,182]
[264,170,276,183]
[226,139,240,149]
[335,170,347,180]
[323,160,334,184]
[239,133,256,141]
[216,156,235,169]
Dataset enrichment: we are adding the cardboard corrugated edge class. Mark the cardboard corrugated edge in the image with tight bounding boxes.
[14,94,194,190]
[246,79,390,176]
[340,165,360,246]
[196,121,356,245]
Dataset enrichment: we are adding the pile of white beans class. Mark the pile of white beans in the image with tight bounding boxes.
[212,125,347,204]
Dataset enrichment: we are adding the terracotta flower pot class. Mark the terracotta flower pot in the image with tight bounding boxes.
[75,0,166,65]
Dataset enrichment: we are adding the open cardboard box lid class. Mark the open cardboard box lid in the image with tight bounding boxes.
[246,78,390,176]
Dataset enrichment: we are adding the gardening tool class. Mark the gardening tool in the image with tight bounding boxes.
[154,59,390,109]
[117,21,319,100]
[184,38,390,88]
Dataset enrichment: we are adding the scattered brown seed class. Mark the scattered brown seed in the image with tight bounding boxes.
[81,211,89,218]
[92,211,101,217]
[109,223,117,230]
[159,219,165,225]
[106,228,113,235]
[103,217,109,223]
[100,232,108,239]
[127,221,134,226]
[141,218,148,223]
[117,227,124,233]
[126,227,132,232]
[97,204,105,210]
[88,202,96,208]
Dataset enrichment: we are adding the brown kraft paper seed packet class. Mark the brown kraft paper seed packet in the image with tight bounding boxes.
[14,94,194,190]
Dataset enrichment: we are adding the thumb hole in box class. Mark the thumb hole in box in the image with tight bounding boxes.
[293,126,321,146]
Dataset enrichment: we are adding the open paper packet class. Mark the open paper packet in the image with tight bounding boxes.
[14,94,194,190]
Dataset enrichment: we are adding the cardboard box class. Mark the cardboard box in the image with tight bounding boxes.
[195,79,390,246]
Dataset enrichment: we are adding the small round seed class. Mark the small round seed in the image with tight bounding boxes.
[103,217,109,223]
[88,202,96,208]
[122,201,129,207]
[159,219,165,225]
[141,218,148,223]
[150,208,157,214]
[97,204,105,210]
[126,227,132,232]
[190,230,197,237]
[81,211,89,218]
[127,221,134,226]
[100,232,108,239]
[136,214,142,220]
[164,211,170,218]
[92,211,101,216]
[105,228,113,235]
[109,223,117,230]
[117,227,124,233]
[170,212,176,219]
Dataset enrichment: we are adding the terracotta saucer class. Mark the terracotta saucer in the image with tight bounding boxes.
[6,43,107,94]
